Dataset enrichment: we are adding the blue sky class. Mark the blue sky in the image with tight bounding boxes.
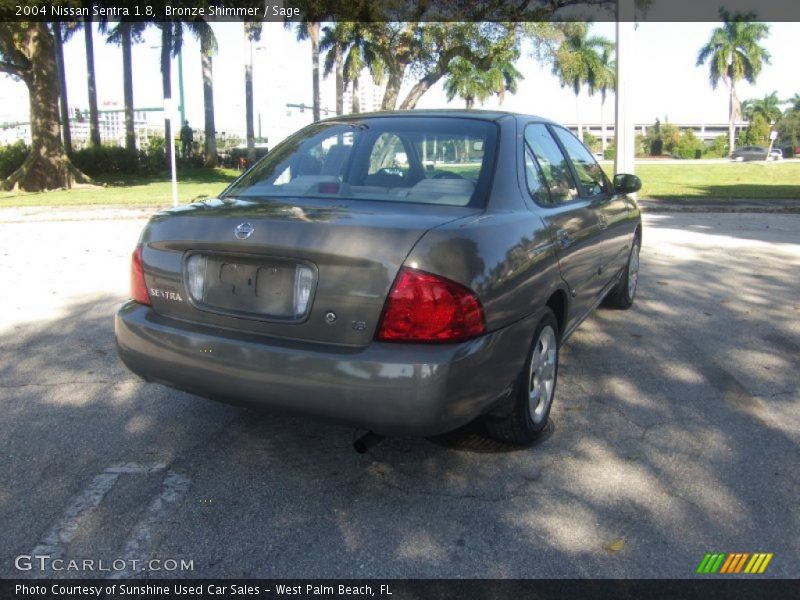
[0,22,796,146]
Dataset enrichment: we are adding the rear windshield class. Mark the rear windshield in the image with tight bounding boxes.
[221,117,498,207]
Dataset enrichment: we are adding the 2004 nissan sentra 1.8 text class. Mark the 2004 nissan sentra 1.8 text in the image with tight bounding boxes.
[115,111,642,444]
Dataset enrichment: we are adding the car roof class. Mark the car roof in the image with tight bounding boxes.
[319,109,556,124]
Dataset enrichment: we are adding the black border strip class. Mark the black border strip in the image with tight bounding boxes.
[2,579,799,600]
[2,0,800,23]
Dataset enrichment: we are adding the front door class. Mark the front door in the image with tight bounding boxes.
[524,123,605,333]
[551,125,636,281]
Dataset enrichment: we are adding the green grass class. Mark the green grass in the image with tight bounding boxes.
[612,162,800,200]
[1,162,798,208]
[0,168,240,208]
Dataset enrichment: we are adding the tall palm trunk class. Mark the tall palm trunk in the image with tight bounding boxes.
[600,92,607,151]
[310,22,321,121]
[201,39,217,167]
[161,25,174,171]
[334,42,343,116]
[575,92,583,142]
[121,24,135,152]
[728,82,736,155]
[84,20,101,147]
[53,24,72,154]
[244,29,255,161]
[351,77,360,113]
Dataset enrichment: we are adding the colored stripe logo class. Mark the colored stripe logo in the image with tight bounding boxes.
[697,552,773,574]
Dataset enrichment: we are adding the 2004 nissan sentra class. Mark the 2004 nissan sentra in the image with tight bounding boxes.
[115,111,642,444]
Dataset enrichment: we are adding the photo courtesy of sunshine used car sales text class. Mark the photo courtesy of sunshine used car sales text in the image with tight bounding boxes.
[13,583,391,597]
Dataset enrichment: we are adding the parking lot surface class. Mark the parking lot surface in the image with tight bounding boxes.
[0,210,798,578]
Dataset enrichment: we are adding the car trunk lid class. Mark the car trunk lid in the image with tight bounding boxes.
[140,197,477,346]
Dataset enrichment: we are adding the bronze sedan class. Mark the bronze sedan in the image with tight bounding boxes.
[116,111,642,444]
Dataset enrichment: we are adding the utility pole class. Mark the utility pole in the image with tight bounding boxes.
[614,0,636,178]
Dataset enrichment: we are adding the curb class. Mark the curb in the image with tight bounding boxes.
[638,199,800,214]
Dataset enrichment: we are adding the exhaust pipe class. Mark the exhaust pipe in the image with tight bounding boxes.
[353,431,385,453]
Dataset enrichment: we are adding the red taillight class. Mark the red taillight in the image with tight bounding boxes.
[130,245,151,305]
[376,267,485,342]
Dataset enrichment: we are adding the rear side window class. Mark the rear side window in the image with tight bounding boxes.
[552,126,610,197]
[524,124,579,204]
[524,146,550,205]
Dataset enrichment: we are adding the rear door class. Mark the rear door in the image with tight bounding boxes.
[523,123,604,330]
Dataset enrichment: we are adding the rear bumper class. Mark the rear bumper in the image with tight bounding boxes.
[115,302,539,435]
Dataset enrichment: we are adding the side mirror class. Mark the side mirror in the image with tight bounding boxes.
[613,173,642,195]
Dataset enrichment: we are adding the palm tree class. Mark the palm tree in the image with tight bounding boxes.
[443,58,492,109]
[342,24,383,114]
[243,22,261,161]
[156,23,179,171]
[697,10,771,155]
[551,23,613,142]
[783,93,800,113]
[289,22,322,121]
[84,19,101,147]
[742,91,782,123]
[185,22,218,166]
[591,45,616,151]
[444,52,523,110]
[52,24,75,154]
[102,22,145,152]
[482,46,524,106]
[321,23,350,116]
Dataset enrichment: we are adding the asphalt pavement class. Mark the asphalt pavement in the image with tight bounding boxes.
[0,210,797,579]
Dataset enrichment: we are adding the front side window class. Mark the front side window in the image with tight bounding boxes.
[223,118,498,207]
[552,126,611,198]
[524,124,579,204]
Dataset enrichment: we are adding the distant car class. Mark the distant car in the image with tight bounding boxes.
[116,111,642,444]
[731,146,782,161]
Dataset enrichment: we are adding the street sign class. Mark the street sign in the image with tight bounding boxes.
[770,131,778,141]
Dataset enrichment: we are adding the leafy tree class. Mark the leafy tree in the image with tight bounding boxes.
[674,129,705,159]
[738,113,770,146]
[659,123,681,153]
[0,22,89,190]
[399,23,522,110]
[696,10,771,155]
[551,22,613,141]
[776,110,800,149]
[581,131,601,153]
[708,134,729,157]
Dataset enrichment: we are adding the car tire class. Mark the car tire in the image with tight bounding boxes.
[602,237,640,310]
[485,309,559,445]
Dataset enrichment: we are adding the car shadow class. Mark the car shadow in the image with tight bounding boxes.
[0,212,798,578]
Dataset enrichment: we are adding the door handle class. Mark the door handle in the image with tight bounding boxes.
[556,229,571,248]
[598,214,608,230]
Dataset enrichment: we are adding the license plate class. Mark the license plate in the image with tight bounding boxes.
[186,254,314,320]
